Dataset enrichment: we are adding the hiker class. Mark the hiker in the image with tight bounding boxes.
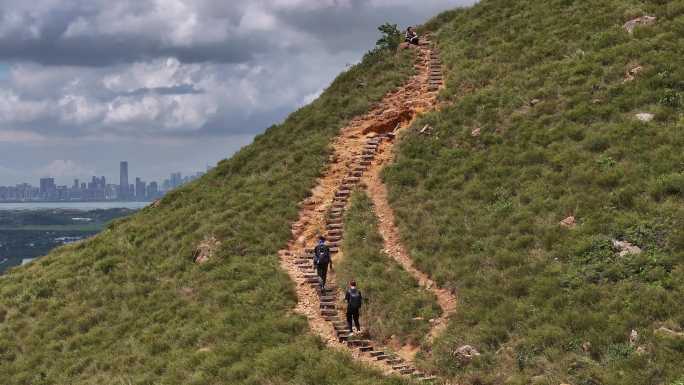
[345,280,363,334]
[405,26,419,45]
[314,235,333,289]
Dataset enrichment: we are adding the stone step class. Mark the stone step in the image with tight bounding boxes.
[418,376,438,382]
[359,160,372,166]
[344,177,361,183]
[359,345,374,352]
[398,368,415,375]
[350,171,363,177]
[321,309,338,317]
[335,190,351,197]
[392,364,410,371]
[387,358,404,365]
[330,247,339,254]
[303,273,318,279]
[321,295,336,302]
[326,223,343,230]
[369,351,385,357]
[304,277,319,284]
[332,201,346,208]
[327,229,342,236]
[347,339,371,347]
[327,235,342,242]
[294,259,310,265]
[362,149,375,156]
[320,302,336,309]
[338,334,350,342]
[327,217,342,224]
[375,354,390,361]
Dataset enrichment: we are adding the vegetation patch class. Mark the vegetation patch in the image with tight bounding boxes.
[385,0,684,384]
[339,192,441,346]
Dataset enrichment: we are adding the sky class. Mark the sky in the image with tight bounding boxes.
[0,0,474,186]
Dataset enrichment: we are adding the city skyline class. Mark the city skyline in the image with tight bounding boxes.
[0,160,209,202]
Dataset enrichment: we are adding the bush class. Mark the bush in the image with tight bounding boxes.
[376,23,402,51]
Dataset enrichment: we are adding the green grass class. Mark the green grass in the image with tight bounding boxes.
[384,1,684,384]
[0,48,415,385]
[338,192,441,346]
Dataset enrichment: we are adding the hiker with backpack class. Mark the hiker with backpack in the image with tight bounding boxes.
[314,235,333,290]
[405,26,419,45]
[345,280,363,334]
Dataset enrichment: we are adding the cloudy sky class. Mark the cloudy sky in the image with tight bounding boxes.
[0,0,473,186]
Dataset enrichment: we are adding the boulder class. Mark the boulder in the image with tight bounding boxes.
[452,345,480,364]
[193,236,221,264]
[471,127,481,137]
[560,216,576,229]
[624,65,643,82]
[654,326,684,339]
[623,16,656,34]
[635,113,654,122]
[629,329,639,345]
[612,240,642,256]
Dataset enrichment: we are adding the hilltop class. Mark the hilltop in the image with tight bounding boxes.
[1,1,683,385]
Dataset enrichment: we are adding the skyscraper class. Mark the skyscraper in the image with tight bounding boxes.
[119,161,129,200]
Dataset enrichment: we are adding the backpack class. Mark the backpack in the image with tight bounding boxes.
[314,244,330,266]
[347,289,362,310]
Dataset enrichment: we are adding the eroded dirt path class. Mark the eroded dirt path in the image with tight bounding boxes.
[278,37,448,381]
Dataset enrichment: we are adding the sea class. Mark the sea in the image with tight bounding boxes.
[0,201,150,211]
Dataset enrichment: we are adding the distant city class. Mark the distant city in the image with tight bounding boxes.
[0,161,211,202]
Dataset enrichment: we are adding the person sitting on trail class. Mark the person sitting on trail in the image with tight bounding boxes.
[405,26,419,45]
[314,235,333,290]
[345,280,363,334]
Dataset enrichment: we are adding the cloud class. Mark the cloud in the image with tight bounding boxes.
[0,0,475,184]
[38,160,95,179]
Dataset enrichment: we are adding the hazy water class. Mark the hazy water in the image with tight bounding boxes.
[0,201,150,211]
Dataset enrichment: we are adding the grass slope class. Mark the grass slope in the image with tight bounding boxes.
[385,1,684,384]
[0,49,414,385]
[339,192,441,345]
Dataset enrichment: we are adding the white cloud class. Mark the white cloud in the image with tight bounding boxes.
[38,160,95,178]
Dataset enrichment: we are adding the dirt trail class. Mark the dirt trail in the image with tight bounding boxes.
[278,37,448,381]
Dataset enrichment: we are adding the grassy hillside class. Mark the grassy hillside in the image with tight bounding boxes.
[385,1,684,384]
[339,192,441,345]
[0,49,414,385]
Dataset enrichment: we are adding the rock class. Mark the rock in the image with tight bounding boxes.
[581,341,592,353]
[429,318,436,324]
[624,65,643,82]
[635,113,654,122]
[629,329,639,345]
[654,326,684,339]
[623,16,656,34]
[193,236,221,264]
[560,216,576,229]
[636,346,647,355]
[452,345,480,364]
[413,317,425,321]
[531,375,546,385]
[530,98,541,106]
[612,239,642,256]
[151,199,162,208]
[471,127,481,137]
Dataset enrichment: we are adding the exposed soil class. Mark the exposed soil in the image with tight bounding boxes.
[278,37,449,381]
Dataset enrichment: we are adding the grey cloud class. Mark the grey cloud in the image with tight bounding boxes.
[0,0,475,184]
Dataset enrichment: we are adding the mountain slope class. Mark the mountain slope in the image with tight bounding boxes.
[0,49,415,385]
[384,1,684,384]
